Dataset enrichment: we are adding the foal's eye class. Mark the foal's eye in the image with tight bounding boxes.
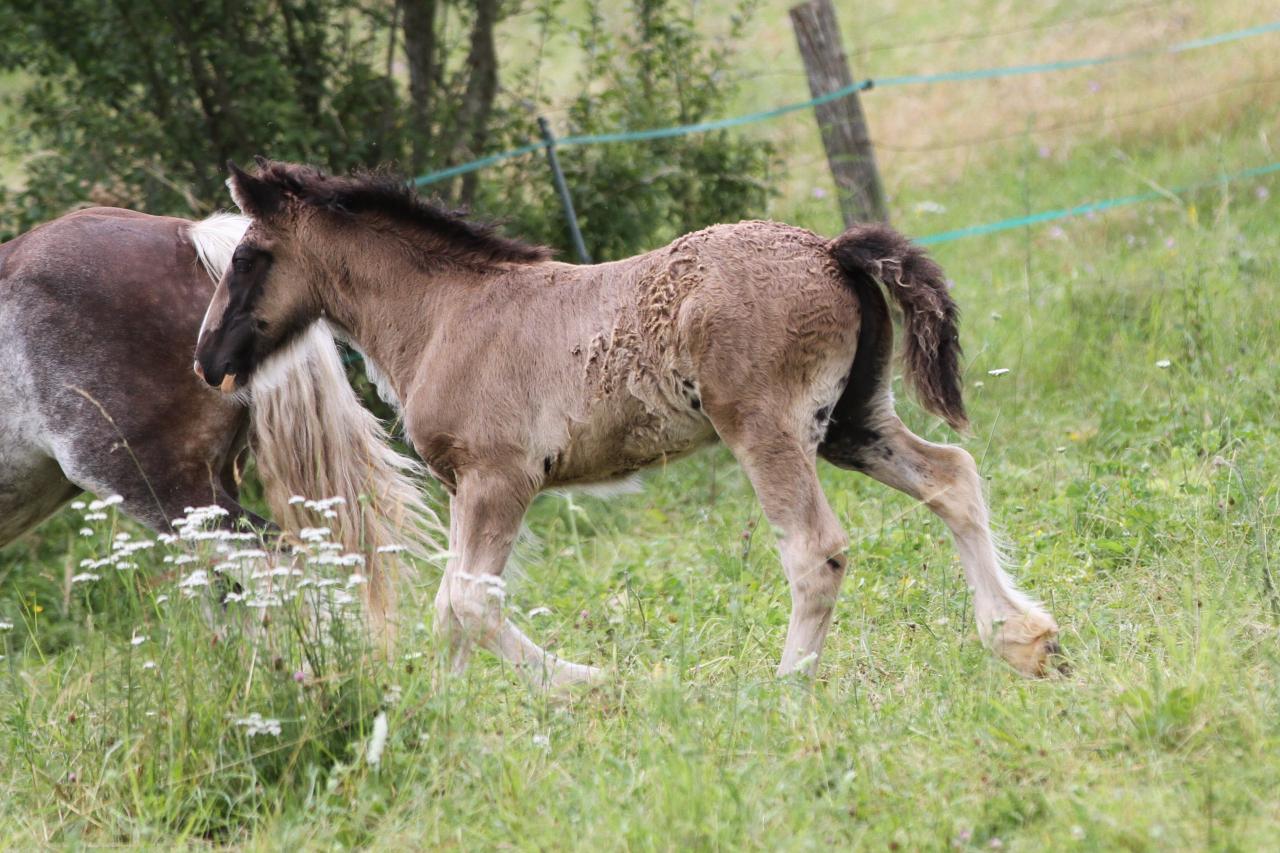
[232,256,254,275]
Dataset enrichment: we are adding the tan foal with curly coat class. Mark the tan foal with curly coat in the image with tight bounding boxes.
[195,160,1061,685]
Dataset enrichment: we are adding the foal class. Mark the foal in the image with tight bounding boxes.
[196,160,1061,682]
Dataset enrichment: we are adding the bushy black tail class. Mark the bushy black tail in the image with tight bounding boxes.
[828,224,968,430]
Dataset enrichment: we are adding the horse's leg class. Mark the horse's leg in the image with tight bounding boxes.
[438,469,601,688]
[825,408,1060,676]
[0,456,81,548]
[433,506,470,670]
[707,404,851,676]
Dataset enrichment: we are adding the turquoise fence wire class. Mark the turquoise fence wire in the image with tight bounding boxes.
[917,161,1280,246]
[412,18,1280,187]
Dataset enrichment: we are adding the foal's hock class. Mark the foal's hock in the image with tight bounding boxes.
[196,160,1062,681]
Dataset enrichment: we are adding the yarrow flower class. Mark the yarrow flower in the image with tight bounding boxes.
[233,713,282,737]
[366,711,389,767]
[179,569,211,590]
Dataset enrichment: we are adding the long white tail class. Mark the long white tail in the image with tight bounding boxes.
[186,213,443,633]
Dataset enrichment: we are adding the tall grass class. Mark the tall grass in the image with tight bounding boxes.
[4,1,1280,847]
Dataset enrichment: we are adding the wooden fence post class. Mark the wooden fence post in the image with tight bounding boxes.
[789,0,888,224]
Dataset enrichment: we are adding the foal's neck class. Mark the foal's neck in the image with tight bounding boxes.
[317,235,494,403]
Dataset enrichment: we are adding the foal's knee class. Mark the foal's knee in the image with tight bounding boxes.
[445,573,505,642]
[781,523,849,605]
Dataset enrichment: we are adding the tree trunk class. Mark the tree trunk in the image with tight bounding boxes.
[401,0,439,174]
[454,0,499,206]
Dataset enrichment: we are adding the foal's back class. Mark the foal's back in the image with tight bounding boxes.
[471,220,862,489]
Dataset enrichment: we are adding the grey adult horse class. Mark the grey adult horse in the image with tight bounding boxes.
[0,207,433,621]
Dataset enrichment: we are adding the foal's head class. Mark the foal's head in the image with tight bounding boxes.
[194,158,548,393]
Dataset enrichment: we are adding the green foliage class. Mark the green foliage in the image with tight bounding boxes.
[487,0,775,260]
[0,0,775,257]
[0,0,412,237]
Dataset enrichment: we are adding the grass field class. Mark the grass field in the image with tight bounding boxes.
[3,1,1280,849]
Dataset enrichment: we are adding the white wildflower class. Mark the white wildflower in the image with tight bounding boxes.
[0,620,13,631]
[130,633,147,646]
[70,501,87,510]
[1155,359,1171,369]
[178,570,211,589]
[366,711,389,767]
[299,527,332,542]
[987,368,1010,376]
[375,544,405,554]
[532,733,550,750]
[142,660,157,671]
[288,495,306,505]
[78,528,94,537]
[234,713,282,737]
[527,607,552,618]
[70,573,100,584]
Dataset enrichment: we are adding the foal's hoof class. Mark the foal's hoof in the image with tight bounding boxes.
[533,659,607,693]
[991,611,1065,677]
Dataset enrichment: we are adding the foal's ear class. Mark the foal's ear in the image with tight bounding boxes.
[227,160,285,219]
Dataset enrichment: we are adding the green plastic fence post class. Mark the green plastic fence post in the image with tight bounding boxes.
[538,117,591,264]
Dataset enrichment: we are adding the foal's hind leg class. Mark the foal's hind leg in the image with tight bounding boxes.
[826,407,1060,676]
[437,469,601,688]
[708,406,851,676]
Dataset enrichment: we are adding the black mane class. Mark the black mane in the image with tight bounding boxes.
[254,160,551,266]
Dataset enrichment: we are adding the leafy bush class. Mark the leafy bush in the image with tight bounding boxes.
[0,0,774,257]
[482,0,775,261]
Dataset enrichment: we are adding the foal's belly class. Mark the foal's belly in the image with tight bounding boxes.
[548,393,718,487]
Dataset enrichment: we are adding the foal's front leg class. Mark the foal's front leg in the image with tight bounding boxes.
[437,469,601,688]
